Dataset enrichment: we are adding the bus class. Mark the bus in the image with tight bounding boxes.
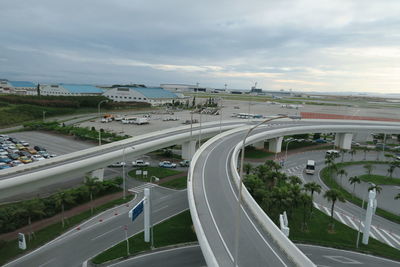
[305,160,315,175]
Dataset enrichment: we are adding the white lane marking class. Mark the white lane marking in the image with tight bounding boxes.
[91,226,120,241]
[38,258,55,267]
[108,245,201,267]
[334,211,347,226]
[313,202,320,210]
[370,225,395,247]
[323,255,361,264]
[346,215,359,230]
[224,147,288,266]
[154,205,169,213]
[298,243,400,264]
[381,229,400,247]
[202,145,234,261]
[323,207,331,216]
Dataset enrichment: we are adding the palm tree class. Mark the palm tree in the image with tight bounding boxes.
[299,193,312,231]
[265,159,281,173]
[244,163,252,175]
[348,176,361,197]
[363,146,370,160]
[288,175,302,186]
[368,184,382,194]
[337,169,348,186]
[349,148,356,161]
[364,163,373,175]
[254,165,269,181]
[85,176,101,214]
[323,189,345,230]
[303,182,322,213]
[387,164,396,178]
[54,191,75,228]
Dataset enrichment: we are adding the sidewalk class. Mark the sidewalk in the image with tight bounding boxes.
[0,191,123,241]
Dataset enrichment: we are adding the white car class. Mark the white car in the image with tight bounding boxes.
[132,160,150,167]
[11,160,24,167]
[109,162,126,167]
[32,155,46,161]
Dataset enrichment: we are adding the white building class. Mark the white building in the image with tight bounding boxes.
[40,84,104,96]
[0,81,37,95]
[103,87,180,106]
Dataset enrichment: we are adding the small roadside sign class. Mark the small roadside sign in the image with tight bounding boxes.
[128,199,144,222]
[18,233,26,250]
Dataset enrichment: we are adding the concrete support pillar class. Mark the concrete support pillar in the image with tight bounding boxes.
[268,137,283,153]
[90,168,104,181]
[335,133,353,150]
[253,140,265,149]
[182,140,197,160]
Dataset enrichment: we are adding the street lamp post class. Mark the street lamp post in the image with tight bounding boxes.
[149,175,159,250]
[284,139,298,165]
[233,115,289,267]
[98,100,108,146]
[219,98,223,134]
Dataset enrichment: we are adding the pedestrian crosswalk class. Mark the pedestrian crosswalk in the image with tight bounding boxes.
[128,183,155,194]
[313,202,400,249]
[284,164,306,175]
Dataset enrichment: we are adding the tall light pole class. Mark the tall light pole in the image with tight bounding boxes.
[233,115,289,267]
[98,100,108,146]
[122,146,135,200]
[284,139,298,164]
[219,97,223,134]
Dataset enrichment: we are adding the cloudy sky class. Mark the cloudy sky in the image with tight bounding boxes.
[1,0,399,93]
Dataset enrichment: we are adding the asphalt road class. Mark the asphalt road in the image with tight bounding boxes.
[4,187,188,267]
[193,129,296,266]
[109,243,400,267]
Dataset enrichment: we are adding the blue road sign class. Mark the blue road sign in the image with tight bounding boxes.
[129,199,144,222]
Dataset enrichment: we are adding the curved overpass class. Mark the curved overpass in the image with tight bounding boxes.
[188,120,400,266]
[2,119,400,266]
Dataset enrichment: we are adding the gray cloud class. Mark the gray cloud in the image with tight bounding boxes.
[1,0,400,92]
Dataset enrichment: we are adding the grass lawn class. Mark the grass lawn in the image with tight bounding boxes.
[128,167,183,182]
[359,174,400,185]
[320,162,400,224]
[290,207,400,261]
[91,210,197,264]
[0,195,133,266]
[245,148,275,159]
[160,176,187,190]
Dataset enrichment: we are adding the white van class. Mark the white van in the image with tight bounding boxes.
[305,160,315,174]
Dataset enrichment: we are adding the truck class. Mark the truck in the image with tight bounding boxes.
[179,160,190,167]
[132,159,150,167]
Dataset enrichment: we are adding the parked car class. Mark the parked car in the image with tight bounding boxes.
[132,160,150,167]
[38,151,50,158]
[31,155,46,161]
[0,149,8,156]
[179,160,190,167]
[159,161,177,168]
[8,153,20,160]
[10,160,24,167]
[0,162,11,170]
[19,156,32,164]
[0,156,11,163]
[313,139,327,143]
[15,144,26,150]
[34,145,47,152]
[109,162,126,167]
[20,140,30,147]
[27,148,37,154]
